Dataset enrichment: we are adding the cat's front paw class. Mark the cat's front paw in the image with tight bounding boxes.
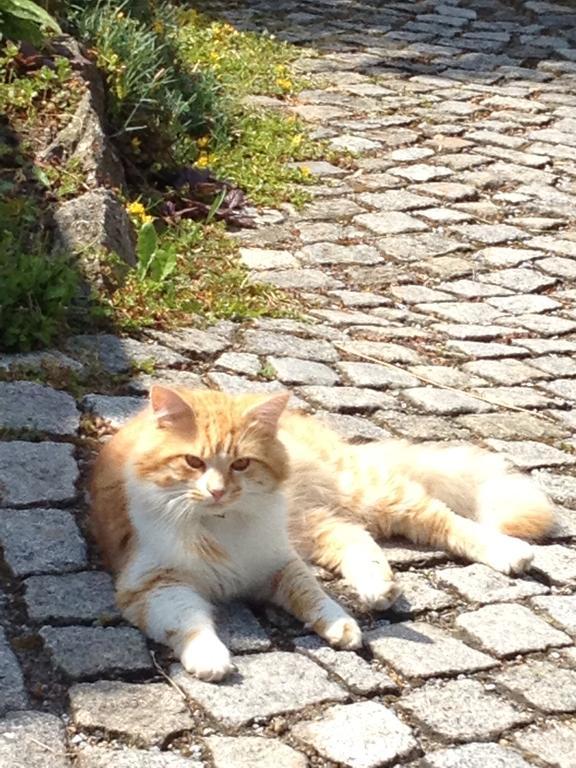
[317,616,363,650]
[180,631,233,682]
[483,536,534,575]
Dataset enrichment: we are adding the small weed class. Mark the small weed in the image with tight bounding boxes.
[258,362,276,381]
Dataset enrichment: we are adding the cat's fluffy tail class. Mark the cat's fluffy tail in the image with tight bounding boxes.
[361,442,555,540]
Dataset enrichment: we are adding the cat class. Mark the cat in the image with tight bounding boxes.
[90,386,554,681]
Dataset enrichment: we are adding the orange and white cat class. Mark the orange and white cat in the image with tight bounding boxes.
[90,386,554,681]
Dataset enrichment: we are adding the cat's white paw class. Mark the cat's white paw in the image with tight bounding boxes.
[318,615,363,650]
[357,580,403,611]
[180,631,233,682]
[483,536,534,575]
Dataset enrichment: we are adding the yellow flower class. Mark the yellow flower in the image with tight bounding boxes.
[196,136,210,149]
[131,136,141,152]
[209,50,221,65]
[127,201,146,217]
[276,77,293,91]
[196,154,209,168]
[141,213,154,224]
[153,20,164,34]
[299,166,312,178]
[116,10,125,19]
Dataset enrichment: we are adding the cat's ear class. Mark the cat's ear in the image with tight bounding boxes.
[150,385,193,428]
[244,392,290,433]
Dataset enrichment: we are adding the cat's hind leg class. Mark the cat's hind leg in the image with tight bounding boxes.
[269,557,362,649]
[388,478,534,575]
[117,569,233,682]
[302,516,401,610]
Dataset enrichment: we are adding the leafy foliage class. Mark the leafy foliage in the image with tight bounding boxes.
[0,0,61,45]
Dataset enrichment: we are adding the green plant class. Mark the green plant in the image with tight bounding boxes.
[0,232,79,352]
[135,220,177,282]
[0,0,60,44]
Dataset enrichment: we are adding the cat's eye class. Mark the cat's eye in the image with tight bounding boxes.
[231,458,250,471]
[185,455,205,470]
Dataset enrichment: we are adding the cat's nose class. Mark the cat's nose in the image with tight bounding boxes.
[210,488,225,501]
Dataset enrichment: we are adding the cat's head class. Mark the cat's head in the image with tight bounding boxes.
[131,386,290,518]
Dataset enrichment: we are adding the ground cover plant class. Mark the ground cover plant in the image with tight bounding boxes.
[0,0,327,351]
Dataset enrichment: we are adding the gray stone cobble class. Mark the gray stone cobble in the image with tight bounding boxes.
[267,357,339,386]
[366,621,496,679]
[0,508,86,576]
[69,681,192,746]
[171,652,347,728]
[82,394,145,428]
[299,385,396,413]
[0,711,69,768]
[291,701,417,768]
[77,745,202,768]
[294,635,398,695]
[512,723,576,768]
[401,388,493,415]
[456,603,572,657]
[40,626,151,680]
[24,571,118,624]
[241,331,338,362]
[531,545,576,586]
[437,564,548,605]
[206,736,306,768]
[530,595,576,636]
[399,678,533,742]
[0,442,78,507]
[0,629,28,715]
[0,382,79,435]
[337,362,420,389]
[423,743,534,768]
[66,334,188,372]
[493,660,576,714]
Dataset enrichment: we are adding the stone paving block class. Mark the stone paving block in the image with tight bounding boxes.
[477,247,545,267]
[146,327,230,358]
[375,232,467,260]
[294,635,398,695]
[530,355,576,377]
[461,359,546,386]
[127,370,205,395]
[436,279,512,299]
[505,314,576,336]
[239,247,299,270]
[416,301,504,325]
[24,571,118,624]
[337,362,420,389]
[0,442,78,507]
[0,382,79,436]
[330,290,391,308]
[457,412,568,440]
[446,340,527,359]
[391,572,455,615]
[82,394,145,428]
[216,602,271,653]
[485,440,576,469]
[171,652,347,728]
[0,349,84,374]
[299,385,395,413]
[532,545,576,586]
[207,374,308,410]
[478,268,556,292]
[487,294,561,315]
[374,411,471,440]
[298,197,366,221]
[67,334,188,372]
[472,386,558,410]
[0,508,86,576]
[531,595,576,636]
[513,722,576,768]
[434,323,520,341]
[299,242,383,266]
[401,387,493,415]
[0,629,27,715]
[41,626,151,680]
[77,744,201,768]
[241,331,338,362]
[534,472,576,507]
[437,564,548,605]
[255,268,343,290]
[456,603,572,657]
[316,412,391,441]
[215,352,261,376]
[356,188,436,211]
[268,357,339,386]
[423,743,534,768]
[455,224,528,244]
[69,681,192,746]
[539,379,576,402]
[366,621,495,679]
[390,285,453,304]
[399,678,532,742]
[354,211,428,235]
[389,164,453,182]
[493,660,576,714]
[291,701,417,768]
[0,711,69,768]
[537,256,576,278]
[344,340,422,364]
[206,736,306,768]
[517,338,576,355]
[415,181,477,201]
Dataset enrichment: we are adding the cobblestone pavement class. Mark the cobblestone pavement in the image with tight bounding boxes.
[2,0,576,765]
